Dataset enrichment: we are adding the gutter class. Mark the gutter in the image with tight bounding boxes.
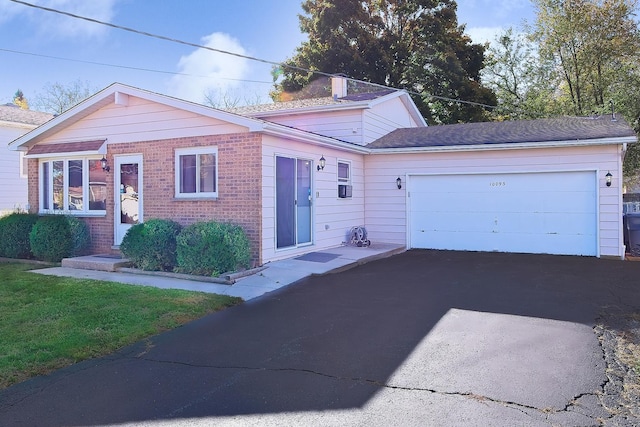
[368,136,638,154]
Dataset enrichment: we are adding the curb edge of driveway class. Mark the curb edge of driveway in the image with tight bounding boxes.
[317,246,407,276]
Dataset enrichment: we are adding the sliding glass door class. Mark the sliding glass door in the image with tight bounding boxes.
[276,156,312,249]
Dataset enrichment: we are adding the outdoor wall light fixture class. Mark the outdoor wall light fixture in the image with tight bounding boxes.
[396,177,402,189]
[317,155,326,171]
[606,171,612,187]
[100,156,110,172]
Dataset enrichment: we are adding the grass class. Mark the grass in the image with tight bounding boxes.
[0,262,242,389]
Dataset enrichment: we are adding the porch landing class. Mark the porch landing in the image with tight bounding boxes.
[61,254,130,272]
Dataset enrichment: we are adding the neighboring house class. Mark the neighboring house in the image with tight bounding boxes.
[9,78,637,264]
[0,104,53,215]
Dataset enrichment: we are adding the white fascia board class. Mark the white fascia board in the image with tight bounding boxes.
[368,136,638,154]
[263,124,369,154]
[25,151,103,159]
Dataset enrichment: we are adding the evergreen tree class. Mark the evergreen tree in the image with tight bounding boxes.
[273,0,496,124]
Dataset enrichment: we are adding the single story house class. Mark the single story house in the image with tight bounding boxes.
[0,104,53,215]
[9,77,637,263]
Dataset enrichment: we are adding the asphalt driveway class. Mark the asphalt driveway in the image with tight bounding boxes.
[1,250,639,426]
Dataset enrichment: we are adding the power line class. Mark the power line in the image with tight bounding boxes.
[8,0,321,77]
[8,0,498,111]
[0,47,273,84]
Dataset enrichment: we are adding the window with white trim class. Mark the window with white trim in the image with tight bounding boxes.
[40,158,107,214]
[337,160,352,198]
[175,146,218,198]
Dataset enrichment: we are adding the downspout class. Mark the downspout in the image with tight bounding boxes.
[620,143,627,259]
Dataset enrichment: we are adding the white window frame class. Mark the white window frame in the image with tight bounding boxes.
[337,160,353,199]
[39,157,107,215]
[174,146,218,199]
[338,160,351,185]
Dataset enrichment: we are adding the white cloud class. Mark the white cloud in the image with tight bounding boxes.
[167,32,251,104]
[0,0,118,38]
[0,2,23,24]
[465,26,504,45]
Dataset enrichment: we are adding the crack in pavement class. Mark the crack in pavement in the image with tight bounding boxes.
[135,354,604,422]
[593,309,640,426]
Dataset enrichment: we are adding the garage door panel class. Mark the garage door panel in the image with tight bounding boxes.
[409,172,597,256]
[418,211,497,233]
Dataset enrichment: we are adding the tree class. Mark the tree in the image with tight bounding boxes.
[483,28,564,120]
[202,87,267,109]
[531,0,640,116]
[13,90,29,109]
[484,2,640,176]
[273,0,496,124]
[32,79,96,115]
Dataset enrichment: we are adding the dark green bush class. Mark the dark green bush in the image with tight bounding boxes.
[176,221,251,276]
[120,218,182,271]
[29,216,73,262]
[0,212,39,259]
[67,216,91,256]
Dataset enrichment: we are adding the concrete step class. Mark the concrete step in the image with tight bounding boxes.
[61,254,131,272]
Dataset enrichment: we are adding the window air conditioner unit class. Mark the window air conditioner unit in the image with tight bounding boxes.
[338,184,352,198]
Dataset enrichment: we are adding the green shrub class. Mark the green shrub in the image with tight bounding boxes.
[176,221,251,276]
[29,216,73,262]
[120,219,182,271]
[67,216,91,256]
[0,212,39,259]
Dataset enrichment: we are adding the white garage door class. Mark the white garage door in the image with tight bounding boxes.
[409,171,597,256]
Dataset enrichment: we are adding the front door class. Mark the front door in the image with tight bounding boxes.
[276,156,312,249]
[114,155,142,245]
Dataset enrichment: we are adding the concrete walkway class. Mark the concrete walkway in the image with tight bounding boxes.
[32,243,405,300]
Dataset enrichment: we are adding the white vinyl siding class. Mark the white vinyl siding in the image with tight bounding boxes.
[257,110,365,144]
[365,144,623,258]
[0,125,32,213]
[363,97,422,143]
[36,96,250,146]
[261,135,365,263]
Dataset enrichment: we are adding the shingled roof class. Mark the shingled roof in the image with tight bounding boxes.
[367,116,637,149]
[229,90,397,116]
[0,104,53,126]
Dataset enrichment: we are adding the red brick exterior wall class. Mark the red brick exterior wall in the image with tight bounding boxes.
[27,133,264,265]
[27,158,39,213]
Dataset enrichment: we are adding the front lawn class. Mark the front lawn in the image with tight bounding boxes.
[0,262,242,389]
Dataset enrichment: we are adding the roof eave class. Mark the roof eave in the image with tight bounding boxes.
[0,120,38,131]
[368,136,637,154]
[263,124,369,154]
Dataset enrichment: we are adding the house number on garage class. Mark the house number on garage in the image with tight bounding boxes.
[490,181,507,187]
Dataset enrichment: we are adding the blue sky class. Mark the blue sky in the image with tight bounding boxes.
[0,0,535,108]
